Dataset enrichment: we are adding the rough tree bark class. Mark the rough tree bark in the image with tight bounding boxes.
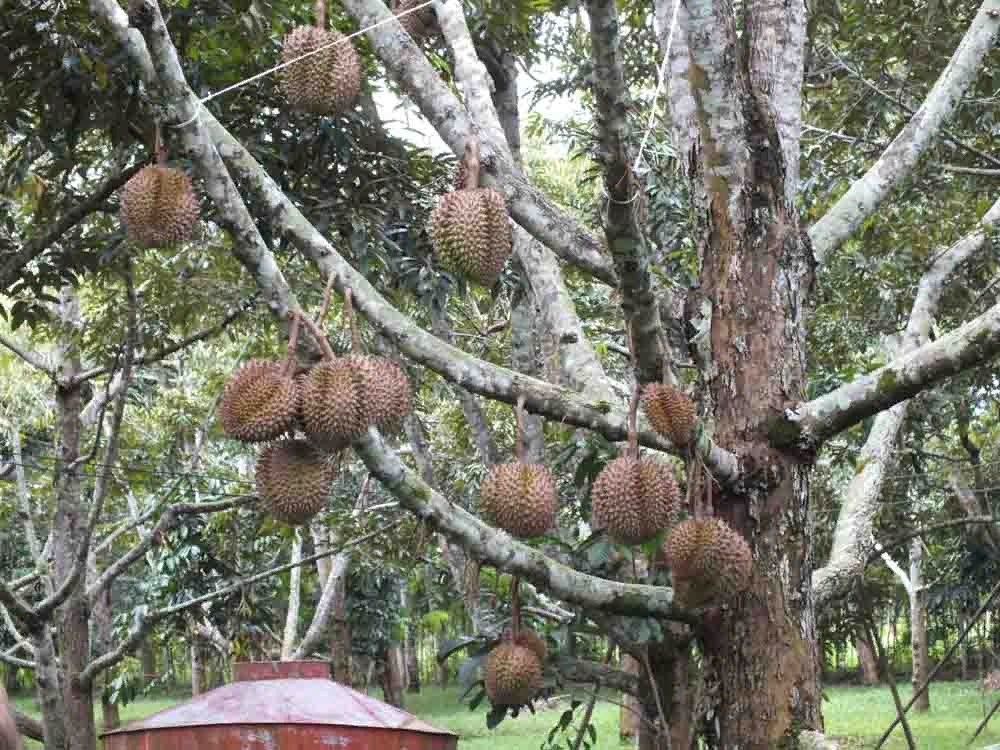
[909,538,929,712]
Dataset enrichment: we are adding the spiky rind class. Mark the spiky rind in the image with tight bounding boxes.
[512,629,547,664]
[484,642,544,706]
[298,356,369,450]
[255,438,338,524]
[480,462,558,538]
[590,456,679,544]
[358,355,411,434]
[429,188,513,287]
[641,384,697,448]
[391,0,438,39]
[120,165,199,248]
[663,518,752,607]
[279,26,362,115]
[219,359,299,443]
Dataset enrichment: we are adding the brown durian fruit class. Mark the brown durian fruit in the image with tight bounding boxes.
[590,457,678,544]
[391,0,438,39]
[219,314,302,444]
[641,383,697,448]
[484,641,544,707]
[429,140,512,287]
[120,162,199,248]
[663,517,752,607]
[512,628,547,664]
[590,387,680,544]
[298,354,370,452]
[480,462,558,537]
[357,354,411,435]
[479,396,558,538]
[279,25,362,115]
[255,438,338,524]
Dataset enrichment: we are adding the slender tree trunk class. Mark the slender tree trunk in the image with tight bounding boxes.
[436,631,450,687]
[190,642,202,697]
[856,633,878,685]
[405,622,420,693]
[619,654,641,741]
[960,609,970,680]
[140,641,156,687]
[330,570,352,686]
[91,556,120,731]
[910,538,930,711]
[382,644,405,708]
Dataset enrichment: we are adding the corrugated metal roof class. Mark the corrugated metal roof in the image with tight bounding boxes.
[101,677,457,738]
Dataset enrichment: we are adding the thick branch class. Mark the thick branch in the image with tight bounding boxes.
[352,427,690,620]
[0,157,146,292]
[14,710,44,744]
[808,0,1000,264]
[811,197,1000,607]
[0,333,53,377]
[585,0,666,383]
[556,656,639,695]
[342,0,618,286]
[656,0,698,163]
[793,197,1000,453]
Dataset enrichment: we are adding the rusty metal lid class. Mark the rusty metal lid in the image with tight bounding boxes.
[101,661,457,738]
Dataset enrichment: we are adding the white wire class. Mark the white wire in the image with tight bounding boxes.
[633,0,682,174]
[171,0,437,129]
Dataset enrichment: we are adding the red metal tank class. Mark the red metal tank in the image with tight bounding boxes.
[100,659,459,750]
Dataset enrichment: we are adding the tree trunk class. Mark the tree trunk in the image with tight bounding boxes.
[856,633,878,685]
[330,569,352,686]
[436,632,450,687]
[619,654,641,741]
[382,644,405,708]
[190,642,202,697]
[405,622,420,693]
[960,609,970,680]
[909,538,930,711]
[141,641,156,687]
[91,556,120,731]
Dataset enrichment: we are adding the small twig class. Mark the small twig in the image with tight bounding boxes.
[515,395,526,463]
[295,310,336,361]
[344,287,362,353]
[315,270,338,327]
[866,616,916,750]
[67,351,122,472]
[626,382,640,459]
[640,645,669,746]
[570,646,613,750]
[967,694,1000,746]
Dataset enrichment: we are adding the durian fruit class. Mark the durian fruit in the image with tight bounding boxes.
[219,314,302,444]
[479,397,558,537]
[358,354,411,434]
[391,0,438,39]
[590,456,679,544]
[663,517,752,607]
[255,438,338,524]
[480,462,557,537]
[590,386,680,544]
[484,640,544,707]
[279,18,362,115]
[429,140,513,287]
[641,383,697,448]
[120,157,199,248]
[297,354,370,452]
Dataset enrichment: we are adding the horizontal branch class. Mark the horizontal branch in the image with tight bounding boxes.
[0,156,146,292]
[352,427,691,621]
[0,333,53,377]
[88,496,254,603]
[72,302,250,383]
[555,656,639,695]
[15,709,45,744]
[79,518,401,686]
[808,0,1000,264]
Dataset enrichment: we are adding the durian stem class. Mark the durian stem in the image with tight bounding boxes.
[297,310,337,361]
[510,576,520,636]
[153,122,166,166]
[344,287,362,353]
[283,311,301,375]
[461,139,481,190]
[514,394,526,463]
[626,383,640,459]
[315,270,337,327]
[314,0,326,29]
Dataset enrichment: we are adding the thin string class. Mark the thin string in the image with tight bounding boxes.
[171,0,437,129]
[632,0,681,175]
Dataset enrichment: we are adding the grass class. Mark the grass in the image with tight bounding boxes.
[10,680,1000,749]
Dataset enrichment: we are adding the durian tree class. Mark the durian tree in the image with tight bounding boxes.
[3,0,1000,746]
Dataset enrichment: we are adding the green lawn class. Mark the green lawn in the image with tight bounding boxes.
[10,680,1000,749]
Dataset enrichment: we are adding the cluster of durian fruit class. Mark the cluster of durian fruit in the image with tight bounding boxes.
[218,290,409,525]
[477,384,753,707]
